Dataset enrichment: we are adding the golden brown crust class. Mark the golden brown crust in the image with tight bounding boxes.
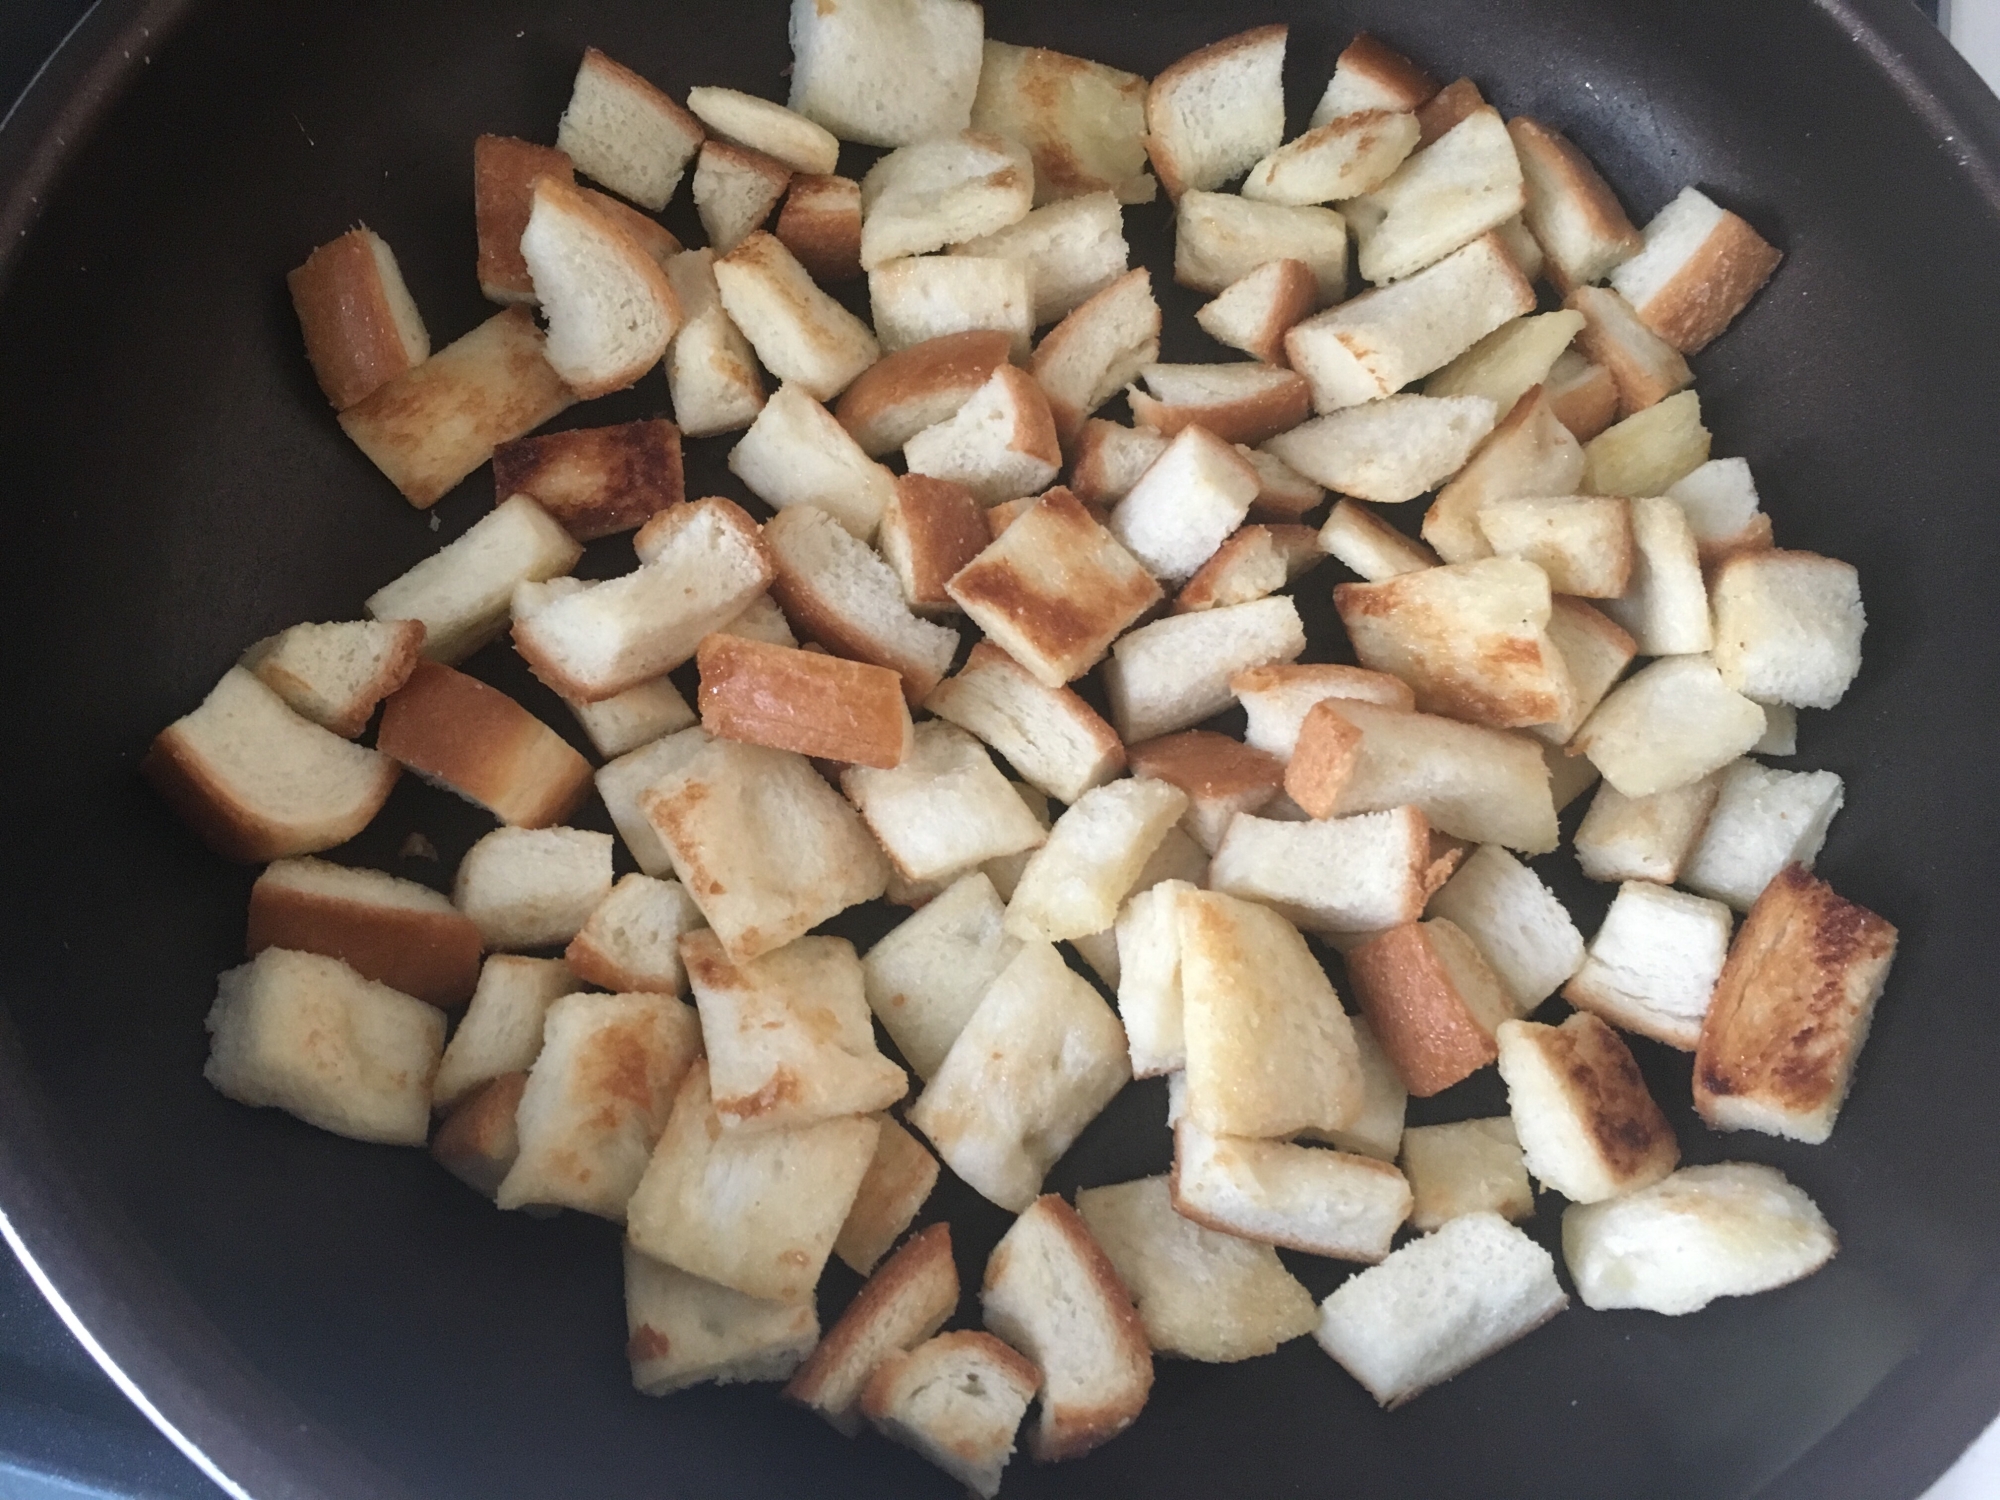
[245,877,482,1009]
[1128,729,1281,805]
[287,231,420,411]
[1283,699,1366,818]
[1634,210,1784,354]
[1546,357,1619,442]
[1566,286,1692,417]
[475,136,575,302]
[1528,1012,1679,1186]
[835,1117,942,1275]
[775,173,863,285]
[139,728,398,866]
[1127,369,1310,447]
[695,633,912,769]
[1414,77,1486,149]
[858,1330,1040,1425]
[577,189,682,271]
[1335,33,1440,114]
[530,175,684,399]
[492,419,684,541]
[579,45,704,138]
[1345,923,1500,1097]
[833,330,1012,456]
[430,1071,528,1197]
[762,534,952,707]
[983,496,1035,540]
[375,660,591,828]
[1167,1127,1412,1256]
[1509,118,1642,293]
[1229,659,1419,712]
[1030,268,1162,449]
[992,365,1063,470]
[1068,420,1164,505]
[784,1222,958,1409]
[884,474,990,611]
[1213,258,1318,367]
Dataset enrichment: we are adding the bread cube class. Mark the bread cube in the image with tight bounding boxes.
[1344,107,1525,285]
[878,475,989,616]
[982,783,1054,902]
[1582,388,1710,497]
[1171,1119,1411,1261]
[1002,778,1188,942]
[925,641,1125,804]
[947,486,1161,686]
[594,726,712,877]
[774,172,863,284]
[787,0,983,148]
[1575,655,1767,798]
[1173,191,1347,306]
[1128,731,1282,852]
[789,1223,960,1432]
[519,177,682,400]
[1476,495,1631,598]
[1682,759,1845,912]
[1545,348,1619,441]
[489,419,681,544]
[1111,878,1197,1077]
[452,826,610,951]
[1316,502,1436,583]
[1664,455,1773,561]
[686,85,837,175]
[1311,33,1438,125]
[904,365,1060,505]
[1029,268,1162,446]
[1422,388,1587,565]
[364,496,580,666]
[288,228,429,411]
[1143,24,1286,198]
[1610,187,1784,353]
[714,232,878,403]
[377,662,591,829]
[1597,495,1710,656]
[1106,424,1259,583]
[1314,1211,1567,1408]
[1563,1163,1837,1315]
[861,1332,1038,1498]
[859,131,1033,268]
[1506,117,1641,290]
[834,1118,940,1276]
[909,941,1130,1210]
[1129,364,1312,449]
[624,1245,819,1396]
[862,871,1021,1081]
[834,330,1011,456]
[1564,881,1733,1050]
[714,593,796,648]
[554,48,701,211]
[1496,1011,1679,1202]
[430,1071,526,1199]
[1276,699,1369,814]
[697,633,912,769]
[640,736,889,962]
[560,874,703,998]
[1567,284,1690,417]
[1411,75,1487,149]
[1069,823,1208,991]
[1244,108,1420,207]
[239,618,424,742]
[246,857,480,1010]
[1207,806,1430,936]
[971,38,1148,202]
[1174,523,1322,615]
[432,956,576,1109]
[1530,596,1636,747]
[1422,309,1585,413]
[954,190,1131,325]
[1287,1016,1402,1160]
[1426,845,1583,1013]
[1346,919,1513,1096]
[1069,419,1171,505]
[472,136,575,305]
[662,247,765,439]
[842,721,1047,884]
[1104,596,1306,743]
[563,677,697,760]
[867,255,1034,360]
[1401,1118,1533,1232]
[1575,773,1720,887]
[1265,394,1497,506]
[1694,864,1897,1143]
[1710,549,1865,709]
[1194,258,1319,365]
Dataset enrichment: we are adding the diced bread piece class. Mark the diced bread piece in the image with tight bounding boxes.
[594,726,711,877]
[1666,456,1773,561]
[1304,1015,1408,1160]
[1108,424,1259,583]
[1231,661,1416,760]
[714,232,879,402]
[1265,394,1497,505]
[1346,918,1514,1096]
[1143,24,1286,199]
[1069,420,1170,505]
[868,256,1034,362]
[692,140,792,255]
[1574,655,1767,798]
[1545,348,1619,441]
[1582,388,1710,497]
[555,48,702,212]
[1003,778,1188,943]
[288,228,429,410]
[1710,550,1866,710]
[1245,109,1420,206]
[1599,495,1711,654]
[1129,731,1282,852]
[730,389,897,543]
[1318,500,1440,581]
[835,330,1011,457]
[1078,1175,1316,1361]
[697,633,912,769]
[904,365,1061,505]
[1564,882,1733,1050]
[786,0,984,149]
[1069,822,1209,990]
[579,189,684,271]
[861,1333,1038,1498]
[1112,879,1196,1077]
[663,248,765,439]
[1507,118,1642,292]
[1427,845,1583,1013]
[909,942,1130,1209]
[247,857,481,1009]
[859,132,1033,270]
[1173,192,1347,306]
[1311,34,1437,126]
[474,136,576,304]
[862,871,1021,1079]
[625,1246,818,1395]
[1314,1211,1566,1408]
[1174,522,1322,614]
[789,1222,959,1433]
[492,419,682,542]
[1423,309,1587,415]
[980,1194,1152,1461]
[1423,387,1586,565]
[377,660,592,828]
[452,826,611,951]
[1208,806,1432,935]
[1573,773,1722,886]
[1180,890,1362,1137]
[1171,1118,1411,1261]
[1195,258,1318,365]
[430,1071,526,1199]
[1103,596,1306,743]
[1563,1163,1838,1315]
[1681,759,1845,912]
[565,874,705,995]
[431,956,574,1109]
[1128,363,1311,449]
[1497,1010,1679,1203]
[1567,284,1690,416]
[240,619,423,739]
[521,176,682,399]
[339,307,575,509]
[1412,77,1487,148]
[926,642,1125,804]
[764,504,961,700]
[1344,107,1525,284]
[639,735,889,961]
[1610,187,1783,353]
[835,1118,940,1275]
[972,43,1150,205]
[842,721,1047,883]
[687,87,839,175]
[563,677,696,760]
[1401,1119,1532,1232]
[1530,596,1636,746]
[1029,268,1162,447]
[947,486,1161,686]
[1477,495,1632,598]
[953,192,1129,327]
[775,173,864,284]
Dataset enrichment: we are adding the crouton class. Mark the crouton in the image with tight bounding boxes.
[625,1246,819,1395]
[240,619,424,739]
[1545,348,1619,441]
[1710,549,1866,709]
[339,307,575,509]
[834,330,1011,456]
[834,1119,940,1276]
[1266,394,1497,506]
[473,136,575,305]
[1231,661,1416,759]
[1128,731,1282,852]
[862,871,1021,1079]
[1173,192,1347,306]
[686,86,839,175]
[1422,387,1586,565]
[1173,523,1321,614]
[1069,822,1209,990]
[1567,284,1691,418]
[1282,698,1368,818]
[1346,919,1514,1096]
[1610,187,1783,353]
[1401,1118,1532,1232]
[1423,310,1587,416]
[640,735,890,961]
[764,504,962,700]
[1111,879,1196,1077]
[904,365,1061,505]
[1314,1211,1566,1408]
[1069,420,1170,505]
[714,232,880,402]
[1142,23,1286,200]
[1103,596,1305,743]
[1002,778,1188,942]
[952,191,1130,326]
[288,228,429,410]
[452,826,611,951]
[565,874,706,995]
[842,721,1047,883]
[364,496,579,667]
[1410,76,1485,148]
[1695,865,1896,1143]
[730,386,898,541]
[1244,109,1420,209]
[1427,844,1583,1013]
[1128,363,1312,449]
[371,663,585,829]
[1344,107,1525,285]
[580,189,684,271]
[692,139,792,254]
[859,131,1034,270]
[946,486,1161,686]
[1682,759,1845,912]
[1597,494,1710,656]
[1574,655,1767,798]
[563,677,697,760]
[1507,118,1642,292]
[1030,268,1162,446]
[246,858,481,1009]
[430,1071,526,1199]
[493,422,679,549]
[1497,1010,1680,1203]
[1318,500,1439,581]
[1573,773,1721,886]
[862,1333,1038,1498]
[1530,596,1636,746]
[431,956,576,1109]
[1477,495,1632,598]
[1563,1163,1837,1314]
[1666,456,1773,562]
[867,256,1034,363]
[924,642,1125,803]
[786,0,984,149]
[662,248,765,438]
[1171,1119,1412,1261]
[1563,881,1733,1050]
[594,726,712,877]
[1207,805,1433,935]
[980,1194,1152,1460]
[696,633,913,769]
[1582,388,1710,497]
[520,176,682,399]
[909,942,1131,1209]
[555,48,702,212]
[789,1222,959,1433]
[971,42,1149,205]
[1194,258,1318,365]
[715,593,797,648]
[1306,1015,1409,1160]
[774,173,863,284]
[1311,34,1437,126]
[1107,424,1260,583]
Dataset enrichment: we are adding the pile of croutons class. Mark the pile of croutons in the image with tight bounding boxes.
[148,1,1897,1492]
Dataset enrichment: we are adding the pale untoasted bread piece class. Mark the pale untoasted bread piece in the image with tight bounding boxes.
[521,176,682,399]
[787,0,984,149]
[788,1222,959,1433]
[697,632,912,769]
[1573,655,1767,798]
[1104,596,1306,743]
[288,228,429,410]
[687,86,839,175]
[474,136,576,304]
[452,825,611,951]
[842,721,1047,884]
[240,619,424,739]
[730,385,898,541]
[563,677,696,760]
[1171,1119,1412,1261]
[431,956,574,1109]
[1346,918,1514,1096]
[1344,107,1525,285]
[1129,731,1282,853]
[491,418,682,542]
[663,247,765,438]
[1002,778,1188,943]
[1582,388,1710,497]
[924,641,1125,804]
[904,365,1061,505]
[1666,456,1774,562]
[1529,595,1637,748]
[692,139,792,254]
[1710,549,1866,710]
[1108,423,1260,583]
[625,1244,819,1395]
[594,726,712,877]
[374,661,587,828]
[1427,844,1583,1014]
[1563,881,1732,1050]
[1609,187,1783,353]
[1681,758,1845,913]
[973,43,1151,206]
[868,255,1034,361]
[1173,191,1347,307]
[834,330,1011,457]
[1423,310,1586,416]
[859,131,1034,269]
[1069,420,1171,505]
[564,874,706,996]
[1029,268,1162,447]
[1573,773,1720,886]
[1208,806,1434,935]
[1173,522,1322,615]
[834,1118,940,1276]
[555,48,702,212]
[1401,1118,1532,1232]
[247,857,480,1009]
[1265,393,1497,505]
[430,1071,526,1199]
[953,191,1130,326]
[861,1332,1039,1498]
[1194,258,1319,365]
[1318,500,1440,581]
[862,870,1021,1079]
[1128,363,1311,448]
[1477,494,1632,598]
[1311,34,1437,126]
[1422,387,1586,565]
[775,173,864,284]
[1230,661,1416,759]
[1112,879,1195,1077]
[714,232,880,403]
[1507,118,1642,292]
[1496,1011,1678,1202]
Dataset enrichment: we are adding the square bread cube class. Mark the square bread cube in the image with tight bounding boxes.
[430,1071,527,1199]
[1109,424,1260,583]
[288,228,430,411]
[1401,1118,1533,1232]
[1103,596,1306,744]
[1264,394,1498,507]
[1070,419,1170,505]
[245,856,482,1010]
[1574,655,1767,798]
[1681,759,1845,912]
[1232,661,1416,760]
[787,0,984,149]
[1573,774,1722,885]
[432,956,575,1109]
[1476,495,1632,598]
[594,725,712,878]
[473,135,575,305]
[1665,456,1773,561]
[205,948,444,1146]
[1507,118,1641,291]
[1144,24,1287,198]
[1174,521,1324,615]
[1564,881,1733,1050]
[240,617,425,740]
[564,874,705,995]
[1173,192,1348,305]
[640,736,890,962]
[1694,864,1897,1144]
[1545,349,1619,442]
[1070,824,1208,992]
[1344,107,1525,285]
[1422,389,1586,566]
[842,721,1048,884]
[1304,1016,1409,1161]
[904,366,1061,507]
[907,941,1131,1211]
[973,41,1150,204]
[1601,495,1711,656]
[1426,844,1584,1013]
[564,677,697,761]
[1314,1211,1567,1408]
[491,418,683,542]
[628,1063,881,1302]
[1003,777,1189,943]
[555,49,702,212]
[1312,33,1438,124]
[1029,268,1163,446]
[453,826,612,951]
[862,871,1022,1080]
[496,990,702,1219]
[694,142,792,256]
[624,1244,819,1396]
[954,191,1133,328]
[728,384,898,540]
[1710,549,1865,710]
[869,255,1035,361]
[1529,596,1636,748]
[682,931,907,1131]
[1566,284,1690,415]
[1195,258,1319,366]
[665,249,766,438]
[1208,805,1434,935]
[1113,878,1198,1077]
[924,641,1126,804]
[1346,919,1515,1097]
[1423,309,1586,417]
[789,1222,960,1433]
[1495,1011,1680,1203]
[880,474,990,615]
[1128,730,1282,853]
[696,633,913,770]
[1171,1119,1412,1262]
[860,134,1035,269]
[834,1117,941,1275]
[861,1332,1040,1500]
[1609,187,1784,354]
[1582,388,1710,498]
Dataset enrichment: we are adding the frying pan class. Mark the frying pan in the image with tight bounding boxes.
[2,0,1999,1496]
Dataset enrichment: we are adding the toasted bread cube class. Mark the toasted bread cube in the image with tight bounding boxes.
[564,874,705,996]
[1296,1016,1405,1160]
[1401,1118,1533,1232]
[1103,596,1305,743]
[1426,845,1583,1014]
[1318,500,1439,581]
[767,511,961,704]
[1232,661,1417,760]
[1030,268,1162,447]
[731,397,897,548]
[859,131,1033,269]
[868,477,984,620]
[1143,24,1286,199]
[246,857,481,1010]
[1277,701,1367,818]
[862,871,1021,1079]
[578,187,684,271]
[834,1119,940,1276]
[663,248,765,439]
[925,642,1125,804]
[1575,655,1767,798]
[953,191,1130,326]
[1344,107,1525,285]
[1265,394,1498,506]
[787,0,983,148]
[842,721,1047,884]
[555,49,701,212]
[972,42,1149,205]
[1171,1119,1411,1261]
[1583,388,1710,498]
[1423,388,1587,565]
[1174,523,1322,615]
[1564,882,1732,1050]
[868,255,1034,362]
[687,86,838,175]
[1173,192,1347,307]
[774,173,864,284]
[431,956,576,1109]
[1129,364,1312,449]
[376,662,591,829]
[1071,822,1210,990]
[1574,774,1721,886]
[1530,596,1636,747]
[1682,759,1845,913]
[453,826,611,951]
[240,619,424,741]
[1315,1211,1566,1408]
[1477,495,1632,598]
[1069,420,1170,505]
[1112,879,1197,1077]
[1422,309,1584,415]
[947,486,1161,686]
[1346,919,1513,1096]
[909,942,1130,1209]
[982,784,1053,903]
[1078,1175,1316,1362]
[1563,1163,1837,1315]
[1507,118,1641,291]
[1003,778,1188,942]
[1311,33,1437,125]
[1567,284,1690,418]
[1610,187,1783,353]
[1600,495,1711,655]
[1545,347,1618,441]
[204,948,442,1145]
[1192,260,1316,368]
[904,365,1061,505]
[1208,806,1433,935]
[1411,76,1487,148]
[521,176,683,399]
[1695,865,1896,1143]
[1666,456,1773,561]
[430,1071,526,1198]
[1129,731,1282,852]
[981,1194,1152,1460]
[697,633,912,769]
[288,228,429,410]
[1710,550,1865,710]
[833,331,1010,459]
[473,136,575,304]
[1496,1011,1679,1202]
[789,1223,959,1432]
[1107,424,1260,583]
[714,232,878,402]
[563,678,696,760]
[640,736,889,962]
[1245,109,1420,207]
[862,1333,1037,1498]
[594,726,712,877]
[492,419,683,543]
[625,1245,819,1395]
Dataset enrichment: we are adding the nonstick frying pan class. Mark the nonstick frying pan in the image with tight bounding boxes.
[2,1,2000,1497]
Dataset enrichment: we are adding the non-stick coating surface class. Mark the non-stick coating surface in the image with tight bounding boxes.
[2,1,2000,1497]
